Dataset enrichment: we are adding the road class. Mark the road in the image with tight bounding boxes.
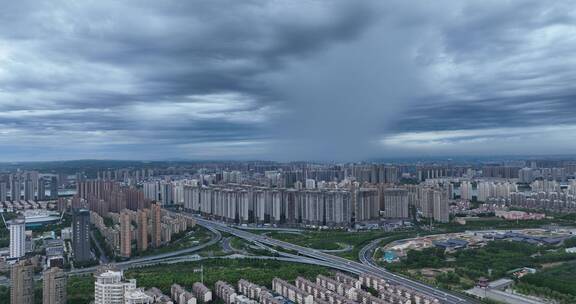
[90,231,110,264]
[359,238,480,304]
[466,287,546,304]
[186,214,478,304]
[68,225,222,275]
[233,225,304,233]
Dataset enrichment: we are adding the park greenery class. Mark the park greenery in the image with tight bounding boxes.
[67,275,95,304]
[135,225,212,257]
[127,258,331,295]
[227,236,272,256]
[262,215,575,262]
[517,261,576,304]
[266,230,415,260]
[386,239,576,301]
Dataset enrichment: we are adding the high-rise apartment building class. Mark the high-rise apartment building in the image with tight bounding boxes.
[10,259,34,304]
[120,211,132,258]
[482,166,520,179]
[23,179,34,201]
[50,176,59,200]
[0,181,7,202]
[37,178,47,201]
[518,168,534,183]
[137,209,148,252]
[43,267,67,304]
[419,188,436,219]
[460,181,473,201]
[355,188,380,222]
[382,189,409,219]
[151,204,162,248]
[143,181,160,202]
[9,217,26,259]
[72,208,91,262]
[433,193,450,223]
[160,182,174,205]
[11,176,20,201]
[477,181,516,202]
[418,187,450,223]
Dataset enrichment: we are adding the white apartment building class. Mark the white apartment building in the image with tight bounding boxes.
[124,289,153,304]
[9,217,26,259]
[94,270,137,304]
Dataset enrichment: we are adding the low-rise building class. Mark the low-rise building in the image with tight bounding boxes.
[192,282,212,302]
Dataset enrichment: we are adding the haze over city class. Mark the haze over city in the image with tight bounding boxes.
[1,1,576,161]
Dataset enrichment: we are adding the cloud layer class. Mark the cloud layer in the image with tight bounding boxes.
[0,1,575,161]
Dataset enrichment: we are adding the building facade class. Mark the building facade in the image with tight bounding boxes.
[43,267,67,304]
[11,259,34,304]
[72,208,91,262]
[9,217,26,259]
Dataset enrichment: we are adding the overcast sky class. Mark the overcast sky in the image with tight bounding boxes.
[1,0,575,161]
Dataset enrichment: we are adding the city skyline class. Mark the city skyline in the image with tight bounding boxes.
[3,159,576,303]
[2,1,576,161]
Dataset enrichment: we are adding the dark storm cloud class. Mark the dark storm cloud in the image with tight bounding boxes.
[378,1,576,156]
[394,92,576,133]
[0,0,382,160]
[1,0,576,160]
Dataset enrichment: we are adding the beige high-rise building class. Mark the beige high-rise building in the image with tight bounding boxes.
[43,267,67,304]
[151,204,162,248]
[433,191,450,223]
[137,209,148,252]
[120,211,132,258]
[11,259,34,304]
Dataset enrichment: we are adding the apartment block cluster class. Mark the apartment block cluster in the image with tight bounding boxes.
[74,180,195,258]
[211,272,439,304]
[0,172,58,203]
[94,269,154,304]
[10,259,67,304]
[507,192,576,214]
[172,282,214,304]
[180,183,449,226]
[184,185,354,227]
[460,181,517,202]
[89,203,195,258]
[92,267,213,304]
[411,182,452,223]
[77,180,152,214]
[95,168,156,186]
[473,179,576,214]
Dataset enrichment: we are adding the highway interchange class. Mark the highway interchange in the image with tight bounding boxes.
[185,214,477,304]
[65,211,479,304]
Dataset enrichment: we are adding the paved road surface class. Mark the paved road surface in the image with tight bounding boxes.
[184,213,478,304]
[467,287,546,304]
[90,231,110,264]
[68,225,222,275]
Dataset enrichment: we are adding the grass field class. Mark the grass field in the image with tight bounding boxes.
[135,225,213,257]
[266,230,415,260]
